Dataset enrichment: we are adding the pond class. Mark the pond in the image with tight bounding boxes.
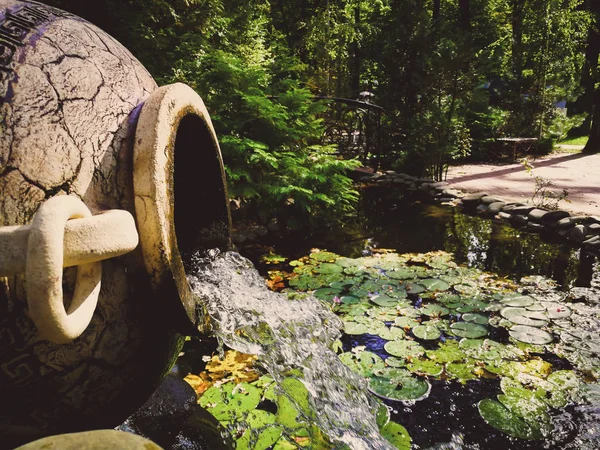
[177,186,600,449]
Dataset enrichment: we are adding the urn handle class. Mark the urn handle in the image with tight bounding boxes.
[0,196,139,343]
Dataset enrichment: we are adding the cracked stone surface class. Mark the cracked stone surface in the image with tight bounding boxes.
[0,1,184,442]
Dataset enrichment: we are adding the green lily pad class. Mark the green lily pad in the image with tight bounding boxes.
[380,421,411,449]
[340,295,360,304]
[462,313,489,325]
[370,294,398,307]
[404,283,426,294]
[384,340,425,359]
[335,257,360,267]
[398,307,422,318]
[313,287,342,302]
[385,356,407,368]
[419,278,451,292]
[199,382,262,422]
[343,321,368,335]
[453,284,479,296]
[501,307,548,327]
[386,269,417,280]
[478,398,542,440]
[544,303,572,320]
[446,361,478,382]
[310,251,339,262]
[339,351,385,377]
[394,317,419,328]
[426,341,465,363]
[412,324,441,341]
[369,371,431,401]
[420,304,450,317]
[449,322,488,339]
[407,359,443,376]
[499,294,536,307]
[509,325,553,345]
[378,326,406,341]
[367,307,399,321]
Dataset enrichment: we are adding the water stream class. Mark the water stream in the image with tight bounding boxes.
[185,250,395,449]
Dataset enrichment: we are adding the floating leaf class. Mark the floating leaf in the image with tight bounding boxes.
[420,304,450,317]
[404,283,426,294]
[313,287,342,302]
[369,371,431,401]
[335,257,360,267]
[426,341,465,363]
[339,351,385,376]
[380,421,411,449]
[419,278,451,292]
[384,340,425,359]
[407,359,443,376]
[453,284,479,296]
[378,326,406,341]
[340,295,360,304]
[314,263,344,274]
[501,307,548,327]
[385,356,407,368]
[446,361,479,382]
[386,269,417,280]
[478,398,542,440]
[544,303,572,320]
[367,307,399,321]
[370,294,398,307]
[343,321,369,335]
[449,322,488,339]
[394,317,420,328]
[509,325,553,345]
[199,382,261,422]
[499,294,536,307]
[412,324,441,341]
[398,307,422,318]
[462,313,489,325]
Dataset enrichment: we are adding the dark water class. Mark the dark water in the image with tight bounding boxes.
[250,186,596,289]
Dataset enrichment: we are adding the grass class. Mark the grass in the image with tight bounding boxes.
[557,135,588,146]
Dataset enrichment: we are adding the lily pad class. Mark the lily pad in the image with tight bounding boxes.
[449,322,488,339]
[412,324,441,341]
[462,313,489,325]
[499,294,536,307]
[419,278,451,292]
[369,371,431,401]
[343,321,368,335]
[384,340,425,359]
[478,398,542,440]
[378,326,406,341]
[386,269,417,280]
[380,421,411,449]
[199,382,262,422]
[370,294,398,307]
[404,283,426,294]
[313,287,342,302]
[340,295,360,304]
[339,351,385,377]
[407,359,443,376]
[420,304,450,317]
[445,361,478,382]
[394,317,420,328]
[335,257,360,267]
[509,325,553,345]
[501,307,548,327]
[453,284,479,296]
[544,303,572,320]
[385,356,407,368]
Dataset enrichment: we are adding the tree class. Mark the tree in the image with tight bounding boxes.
[583,0,600,153]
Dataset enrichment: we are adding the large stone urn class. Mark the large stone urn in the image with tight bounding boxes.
[0,0,230,446]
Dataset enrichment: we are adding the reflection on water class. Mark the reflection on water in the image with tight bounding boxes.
[261,186,595,289]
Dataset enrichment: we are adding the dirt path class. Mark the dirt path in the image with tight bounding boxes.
[446,151,600,217]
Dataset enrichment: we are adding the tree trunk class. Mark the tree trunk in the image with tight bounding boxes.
[583,0,600,153]
[351,3,361,96]
[458,0,470,30]
[433,0,441,24]
[583,89,600,153]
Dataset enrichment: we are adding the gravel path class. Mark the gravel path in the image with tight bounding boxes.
[446,151,600,216]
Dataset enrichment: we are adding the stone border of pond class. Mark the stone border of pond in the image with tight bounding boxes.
[365,171,600,258]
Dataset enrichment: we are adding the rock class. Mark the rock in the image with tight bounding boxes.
[589,223,600,233]
[511,214,528,227]
[527,223,546,232]
[476,204,489,214]
[583,236,600,246]
[558,229,571,237]
[442,189,462,198]
[501,203,527,212]
[541,210,570,225]
[510,205,535,215]
[252,225,268,237]
[439,197,456,203]
[385,170,397,175]
[497,212,512,221]
[557,217,575,229]
[528,208,549,223]
[430,181,449,188]
[462,193,488,203]
[267,217,280,232]
[488,202,506,215]
[417,178,435,184]
[15,430,163,450]
[481,196,502,205]
[569,225,587,243]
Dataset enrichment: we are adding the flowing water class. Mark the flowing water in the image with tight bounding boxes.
[185,250,395,449]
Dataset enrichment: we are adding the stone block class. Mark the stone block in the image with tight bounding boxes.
[528,208,549,223]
